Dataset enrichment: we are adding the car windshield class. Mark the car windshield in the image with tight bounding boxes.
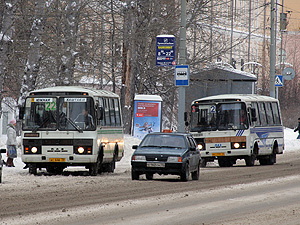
[190,102,249,132]
[140,134,186,149]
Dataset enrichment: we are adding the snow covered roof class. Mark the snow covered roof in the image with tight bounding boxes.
[134,94,162,101]
[192,65,257,81]
[30,86,119,98]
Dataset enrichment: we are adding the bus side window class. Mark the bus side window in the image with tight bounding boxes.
[114,99,121,126]
[252,102,261,126]
[272,102,281,125]
[98,98,105,126]
[105,98,111,126]
[258,102,267,126]
[109,98,116,126]
[265,102,274,125]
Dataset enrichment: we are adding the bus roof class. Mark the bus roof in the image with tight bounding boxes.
[192,94,278,104]
[29,86,119,98]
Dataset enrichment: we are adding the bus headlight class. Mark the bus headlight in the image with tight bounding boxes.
[24,146,41,154]
[197,143,205,150]
[77,147,85,154]
[74,146,93,155]
[231,142,246,149]
[31,147,38,153]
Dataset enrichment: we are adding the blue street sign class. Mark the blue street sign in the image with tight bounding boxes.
[175,65,189,86]
[275,75,283,87]
[156,35,176,66]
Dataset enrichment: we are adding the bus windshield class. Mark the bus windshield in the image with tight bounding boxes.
[23,96,96,131]
[190,102,248,132]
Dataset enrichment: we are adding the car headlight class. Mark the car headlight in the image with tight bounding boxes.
[167,156,182,163]
[132,155,146,161]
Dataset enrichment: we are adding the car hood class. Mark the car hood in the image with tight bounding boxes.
[133,147,189,156]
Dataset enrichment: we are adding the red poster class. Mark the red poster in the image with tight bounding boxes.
[136,102,158,117]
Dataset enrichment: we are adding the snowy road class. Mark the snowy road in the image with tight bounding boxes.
[1,129,300,225]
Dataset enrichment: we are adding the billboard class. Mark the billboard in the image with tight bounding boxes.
[156,35,176,66]
[132,95,162,140]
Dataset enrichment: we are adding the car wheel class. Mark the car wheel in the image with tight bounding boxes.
[180,163,189,182]
[131,170,139,180]
[146,173,153,180]
[191,163,200,180]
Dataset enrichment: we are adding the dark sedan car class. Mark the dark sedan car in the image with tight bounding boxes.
[131,132,201,181]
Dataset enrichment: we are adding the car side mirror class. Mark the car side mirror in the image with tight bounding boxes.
[0,149,6,153]
[19,106,25,120]
[132,145,138,150]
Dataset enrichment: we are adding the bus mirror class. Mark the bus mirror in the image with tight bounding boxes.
[19,106,25,120]
[97,107,104,120]
[184,112,188,122]
[184,112,189,126]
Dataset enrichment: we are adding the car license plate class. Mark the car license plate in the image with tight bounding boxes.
[212,153,225,156]
[49,158,66,162]
[147,162,165,168]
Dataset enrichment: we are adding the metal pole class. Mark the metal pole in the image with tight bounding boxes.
[270,0,276,98]
[177,0,187,132]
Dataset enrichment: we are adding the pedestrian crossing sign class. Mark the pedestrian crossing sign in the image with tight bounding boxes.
[275,75,283,87]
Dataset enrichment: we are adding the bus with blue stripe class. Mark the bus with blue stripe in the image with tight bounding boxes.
[187,94,284,167]
[20,86,124,175]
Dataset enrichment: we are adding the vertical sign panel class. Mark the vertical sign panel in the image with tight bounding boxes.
[156,35,176,66]
[133,95,162,140]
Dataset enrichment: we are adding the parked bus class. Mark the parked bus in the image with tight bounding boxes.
[187,94,284,167]
[20,86,124,175]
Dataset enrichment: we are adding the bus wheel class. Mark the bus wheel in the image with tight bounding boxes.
[218,158,233,167]
[47,166,64,175]
[90,149,103,176]
[107,146,119,173]
[200,158,207,168]
[245,154,256,166]
[29,164,37,175]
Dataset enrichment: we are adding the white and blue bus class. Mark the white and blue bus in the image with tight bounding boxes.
[188,94,284,167]
[20,86,124,175]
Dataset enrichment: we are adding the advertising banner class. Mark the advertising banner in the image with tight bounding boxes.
[133,95,162,140]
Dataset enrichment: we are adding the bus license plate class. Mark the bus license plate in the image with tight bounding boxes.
[212,153,225,156]
[49,158,66,162]
[147,162,165,168]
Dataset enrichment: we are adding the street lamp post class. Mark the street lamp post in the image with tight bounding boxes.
[177,0,187,132]
[270,0,276,98]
